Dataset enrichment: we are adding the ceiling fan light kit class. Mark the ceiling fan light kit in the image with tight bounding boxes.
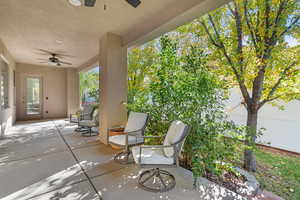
[69,0,82,7]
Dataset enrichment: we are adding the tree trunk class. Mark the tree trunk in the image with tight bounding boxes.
[244,109,258,172]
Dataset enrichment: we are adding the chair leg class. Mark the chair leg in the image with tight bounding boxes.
[81,127,99,137]
[113,150,134,164]
[138,168,176,192]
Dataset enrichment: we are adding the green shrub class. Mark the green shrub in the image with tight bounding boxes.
[127,35,243,184]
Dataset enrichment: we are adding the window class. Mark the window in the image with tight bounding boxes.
[0,56,9,109]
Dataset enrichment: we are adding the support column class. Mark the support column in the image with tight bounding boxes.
[99,33,127,144]
[66,68,80,117]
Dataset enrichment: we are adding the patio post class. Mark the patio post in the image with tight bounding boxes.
[99,33,127,144]
[66,68,80,117]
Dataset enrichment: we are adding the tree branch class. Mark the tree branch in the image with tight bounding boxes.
[258,61,297,108]
[232,1,244,74]
[243,0,258,51]
[262,0,271,59]
[269,0,287,43]
[278,16,300,39]
[201,14,251,104]
[200,20,222,48]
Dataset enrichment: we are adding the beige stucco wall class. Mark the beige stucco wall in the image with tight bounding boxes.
[0,39,16,137]
[16,64,68,120]
[99,33,127,144]
[66,68,80,117]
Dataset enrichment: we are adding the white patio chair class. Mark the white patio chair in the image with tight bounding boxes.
[108,112,149,164]
[131,120,189,192]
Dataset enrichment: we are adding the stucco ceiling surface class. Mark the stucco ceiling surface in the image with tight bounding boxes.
[0,0,202,67]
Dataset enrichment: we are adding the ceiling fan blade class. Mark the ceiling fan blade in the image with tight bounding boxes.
[37,58,49,61]
[55,54,74,58]
[36,49,54,55]
[36,52,51,56]
[59,61,72,65]
[38,61,48,64]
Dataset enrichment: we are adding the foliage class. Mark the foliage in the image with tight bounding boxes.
[186,0,300,171]
[79,69,99,104]
[128,36,243,182]
[88,88,100,102]
[127,41,158,104]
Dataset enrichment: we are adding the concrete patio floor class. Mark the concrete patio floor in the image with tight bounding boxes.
[0,119,245,200]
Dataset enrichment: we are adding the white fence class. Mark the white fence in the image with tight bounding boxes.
[226,89,300,153]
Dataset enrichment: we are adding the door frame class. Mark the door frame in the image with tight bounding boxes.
[22,74,43,120]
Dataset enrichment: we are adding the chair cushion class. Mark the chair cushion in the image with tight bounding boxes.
[163,120,187,157]
[79,120,96,127]
[124,112,148,136]
[132,146,174,165]
[109,135,144,146]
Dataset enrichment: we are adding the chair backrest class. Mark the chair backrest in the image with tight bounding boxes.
[82,104,94,120]
[163,120,189,158]
[124,112,149,137]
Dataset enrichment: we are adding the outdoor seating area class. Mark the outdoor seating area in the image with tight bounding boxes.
[0,0,299,199]
[0,119,243,200]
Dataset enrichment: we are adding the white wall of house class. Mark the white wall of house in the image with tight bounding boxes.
[226,89,300,153]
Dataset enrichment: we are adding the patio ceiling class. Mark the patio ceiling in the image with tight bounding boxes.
[0,0,229,68]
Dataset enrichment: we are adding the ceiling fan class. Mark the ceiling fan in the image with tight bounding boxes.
[36,49,72,67]
[69,0,141,8]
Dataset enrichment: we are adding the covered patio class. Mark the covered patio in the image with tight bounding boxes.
[0,119,242,199]
[0,0,249,199]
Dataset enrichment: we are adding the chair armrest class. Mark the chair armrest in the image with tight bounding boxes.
[108,126,125,131]
[125,128,146,136]
[131,135,165,145]
[133,135,164,139]
[139,144,174,149]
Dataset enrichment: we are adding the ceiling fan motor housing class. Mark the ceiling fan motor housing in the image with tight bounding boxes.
[49,56,59,63]
[126,0,141,8]
[84,0,96,7]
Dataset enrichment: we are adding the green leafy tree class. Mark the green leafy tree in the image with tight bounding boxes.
[88,88,100,102]
[196,0,300,171]
[79,70,99,104]
[128,42,158,104]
